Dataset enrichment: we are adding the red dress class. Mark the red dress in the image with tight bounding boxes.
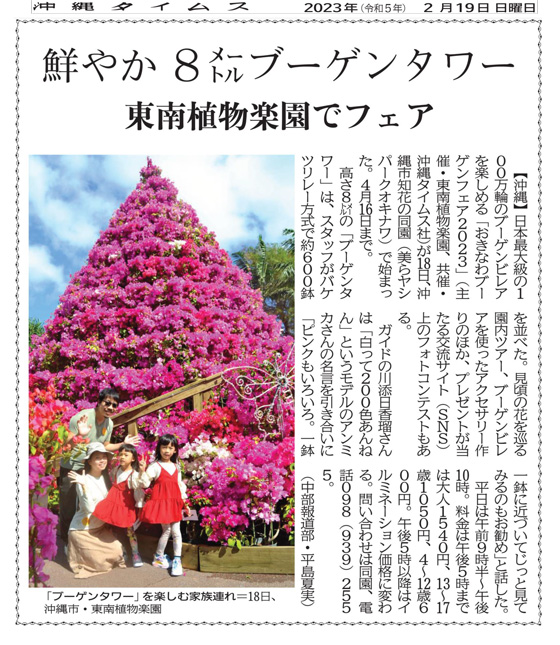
[93,470,136,528]
[140,463,183,524]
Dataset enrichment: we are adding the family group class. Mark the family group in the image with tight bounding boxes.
[59,388,188,578]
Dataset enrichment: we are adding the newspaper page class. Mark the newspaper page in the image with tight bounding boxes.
[2,0,559,640]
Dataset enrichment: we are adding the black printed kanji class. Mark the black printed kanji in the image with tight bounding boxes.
[43,47,78,82]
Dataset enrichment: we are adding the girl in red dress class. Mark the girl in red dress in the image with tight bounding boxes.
[93,444,145,567]
[138,434,187,576]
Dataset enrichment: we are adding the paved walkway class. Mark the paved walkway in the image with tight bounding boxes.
[43,537,294,588]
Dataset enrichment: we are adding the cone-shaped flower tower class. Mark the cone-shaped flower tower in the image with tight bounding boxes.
[30,159,288,408]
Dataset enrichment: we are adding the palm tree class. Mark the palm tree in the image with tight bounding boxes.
[233,230,294,336]
[281,228,294,253]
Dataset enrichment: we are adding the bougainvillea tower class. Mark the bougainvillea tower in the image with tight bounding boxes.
[30,159,288,413]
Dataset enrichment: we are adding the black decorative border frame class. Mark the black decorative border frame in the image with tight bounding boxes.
[15,18,542,627]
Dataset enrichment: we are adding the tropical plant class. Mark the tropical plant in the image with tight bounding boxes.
[30,159,288,408]
[29,318,44,349]
[28,384,84,586]
[232,229,294,336]
[29,159,295,548]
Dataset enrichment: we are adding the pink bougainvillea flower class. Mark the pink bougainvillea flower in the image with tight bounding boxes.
[30,159,289,411]
[29,158,295,548]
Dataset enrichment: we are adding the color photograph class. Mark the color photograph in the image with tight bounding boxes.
[28,155,295,587]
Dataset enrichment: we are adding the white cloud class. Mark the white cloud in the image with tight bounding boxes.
[29,155,294,253]
[150,155,294,246]
[30,157,113,249]
[101,156,146,191]
[29,245,66,291]
[29,155,294,322]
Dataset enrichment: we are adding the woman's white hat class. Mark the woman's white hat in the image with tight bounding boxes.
[85,441,112,460]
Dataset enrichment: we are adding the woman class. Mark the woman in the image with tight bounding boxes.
[67,442,126,578]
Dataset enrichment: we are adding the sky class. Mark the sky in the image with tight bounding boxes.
[29,155,294,323]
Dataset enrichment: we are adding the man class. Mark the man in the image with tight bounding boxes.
[58,387,140,544]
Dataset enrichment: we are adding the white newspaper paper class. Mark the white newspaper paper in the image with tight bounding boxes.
[2,0,559,640]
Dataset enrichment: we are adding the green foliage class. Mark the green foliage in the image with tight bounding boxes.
[48,488,60,513]
[281,228,295,253]
[227,536,243,549]
[29,318,45,349]
[232,229,295,336]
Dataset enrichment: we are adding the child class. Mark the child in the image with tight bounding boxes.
[139,433,187,576]
[93,443,145,567]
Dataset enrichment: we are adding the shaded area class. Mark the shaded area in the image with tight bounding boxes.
[42,536,295,589]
